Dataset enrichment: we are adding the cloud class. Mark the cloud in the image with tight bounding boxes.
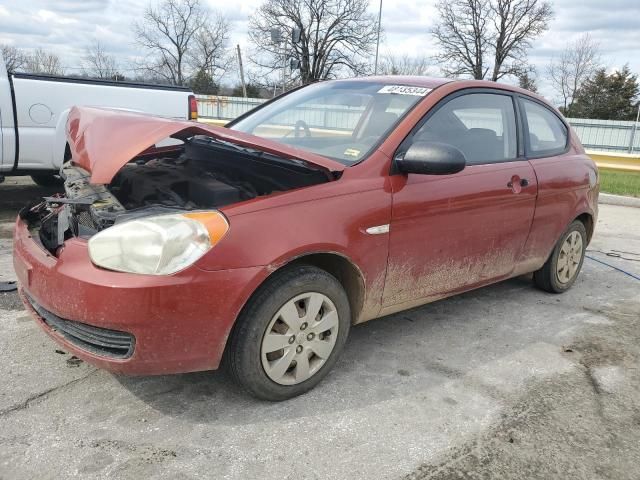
[44,0,110,14]
[0,0,637,100]
[35,9,80,25]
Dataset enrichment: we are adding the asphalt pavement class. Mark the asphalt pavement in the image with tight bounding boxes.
[0,177,639,480]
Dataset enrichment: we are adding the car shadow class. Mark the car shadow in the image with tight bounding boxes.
[113,273,587,425]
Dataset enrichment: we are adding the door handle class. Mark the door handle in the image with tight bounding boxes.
[507,176,529,193]
[507,179,529,188]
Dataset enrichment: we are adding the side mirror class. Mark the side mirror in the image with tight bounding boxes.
[395,141,466,175]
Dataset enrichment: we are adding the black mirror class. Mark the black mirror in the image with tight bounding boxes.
[395,141,466,175]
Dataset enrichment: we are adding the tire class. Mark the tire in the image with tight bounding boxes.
[31,174,63,187]
[227,264,351,401]
[533,220,587,293]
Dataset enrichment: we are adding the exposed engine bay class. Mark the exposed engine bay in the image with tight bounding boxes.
[20,135,334,254]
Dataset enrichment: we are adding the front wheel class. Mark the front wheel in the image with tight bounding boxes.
[227,265,350,401]
[533,220,587,293]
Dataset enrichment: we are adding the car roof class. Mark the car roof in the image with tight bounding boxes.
[336,76,453,89]
[333,75,553,107]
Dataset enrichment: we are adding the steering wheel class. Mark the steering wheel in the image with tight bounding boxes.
[294,120,312,138]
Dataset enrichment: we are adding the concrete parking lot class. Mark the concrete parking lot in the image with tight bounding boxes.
[0,177,639,480]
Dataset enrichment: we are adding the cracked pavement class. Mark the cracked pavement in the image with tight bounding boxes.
[1,177,639,479]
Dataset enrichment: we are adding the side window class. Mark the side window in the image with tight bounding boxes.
[521,98,568,156]
[412,93,517,164]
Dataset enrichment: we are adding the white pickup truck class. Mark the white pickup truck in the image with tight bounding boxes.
[0,52,197,185]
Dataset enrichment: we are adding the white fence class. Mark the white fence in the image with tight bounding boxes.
[196,95,640,153]
[566,118,639,153]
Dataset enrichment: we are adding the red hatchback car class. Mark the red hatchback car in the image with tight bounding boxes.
[14,77,598,400]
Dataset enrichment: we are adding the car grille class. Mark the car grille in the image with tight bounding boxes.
[25,294,135,359]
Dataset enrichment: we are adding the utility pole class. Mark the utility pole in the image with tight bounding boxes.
[236,44,247,98]
[374,0,383,75]
[270,28,284,96]
[629,103,640,153]
[282,36,288,94]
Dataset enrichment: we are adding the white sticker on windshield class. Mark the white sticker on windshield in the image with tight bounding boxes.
[378,85,432,96]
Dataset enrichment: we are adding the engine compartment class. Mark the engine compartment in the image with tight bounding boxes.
[111,136,333,210]
[21,135,335,253]
[111,159,253,210]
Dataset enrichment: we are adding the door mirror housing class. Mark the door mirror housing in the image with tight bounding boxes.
[395,142,466,175]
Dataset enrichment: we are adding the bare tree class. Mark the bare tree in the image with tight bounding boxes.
[548,34,600,115]
[490,0,552,81]
[248,0,379,86]
[134,0,229,85]
[187,13,230,77]
[432,0,553,81]
[24,48,64,75]
[82,41,119,79]
[433,0,489,79]
[378,54,433,76]
[1,44,27,72]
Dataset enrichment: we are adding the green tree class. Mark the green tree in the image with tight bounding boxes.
[189,69,219,94]
[571,65,639,120]
[517,69,538,93]
[231,83,262,98]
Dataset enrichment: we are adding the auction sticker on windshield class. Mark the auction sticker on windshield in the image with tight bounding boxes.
[378,85,432,96]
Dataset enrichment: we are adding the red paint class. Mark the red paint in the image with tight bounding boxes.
[13,219,269,374]
[15,78,598,375]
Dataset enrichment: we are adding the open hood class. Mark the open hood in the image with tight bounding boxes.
[66,106,346,184]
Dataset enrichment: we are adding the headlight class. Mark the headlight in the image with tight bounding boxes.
[88,211,228,275]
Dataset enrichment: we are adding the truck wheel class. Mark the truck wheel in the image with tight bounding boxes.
[227,264,351,401]
[31,174,63,187]
[533,220,587,293]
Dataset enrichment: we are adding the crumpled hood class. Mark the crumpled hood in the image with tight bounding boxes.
[67,106,346,184]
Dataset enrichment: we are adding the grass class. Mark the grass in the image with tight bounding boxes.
[599,169,640,197]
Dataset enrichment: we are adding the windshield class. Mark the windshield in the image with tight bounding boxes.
[229,81,430,165]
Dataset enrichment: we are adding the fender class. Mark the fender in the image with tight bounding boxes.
[236,248,373,326]
[541,199,597,265]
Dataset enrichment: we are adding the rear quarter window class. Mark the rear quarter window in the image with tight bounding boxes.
[521,98,568,157]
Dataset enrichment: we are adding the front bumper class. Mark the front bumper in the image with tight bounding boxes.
[13,217,266,375]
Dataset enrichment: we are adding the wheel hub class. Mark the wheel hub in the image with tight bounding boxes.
[260,292,340,386]
[556,231,583,284]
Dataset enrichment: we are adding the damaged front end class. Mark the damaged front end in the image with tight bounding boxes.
[20,163,126,253]
[21,114,339,256]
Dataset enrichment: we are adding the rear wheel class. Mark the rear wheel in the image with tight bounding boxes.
[31,174,63,187]
[533,220,587,293]
[227,265,350,401]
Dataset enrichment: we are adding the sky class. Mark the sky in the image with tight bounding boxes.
[0,0,639,103]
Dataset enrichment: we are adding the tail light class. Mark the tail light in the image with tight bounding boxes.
[188,95,198,121]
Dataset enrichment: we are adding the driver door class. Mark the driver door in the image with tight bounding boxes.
[382,90,537,312]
